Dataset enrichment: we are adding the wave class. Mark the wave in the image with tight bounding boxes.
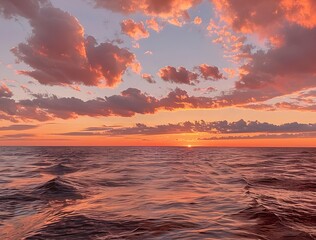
[32,177,83,200]
[25,214,198,239]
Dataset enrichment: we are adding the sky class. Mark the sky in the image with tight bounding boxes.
[0,0,315,147]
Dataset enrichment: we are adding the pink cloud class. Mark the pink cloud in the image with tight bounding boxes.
[0,0,49,19]
[236,25,316,94]
[196,64,224,80]
[0,87,216,122]
[1,84,315,123]
[142,73,156,84]
[4,4,139,88]
[85,36,140,87]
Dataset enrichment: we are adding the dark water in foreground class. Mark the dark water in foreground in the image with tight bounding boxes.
[0,147,315,240]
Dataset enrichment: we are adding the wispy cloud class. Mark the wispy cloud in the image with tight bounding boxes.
[0,124,39,131]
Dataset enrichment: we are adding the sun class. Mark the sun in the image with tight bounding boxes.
[187,144,192,148]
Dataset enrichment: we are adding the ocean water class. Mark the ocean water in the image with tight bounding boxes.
[0,147,315,240]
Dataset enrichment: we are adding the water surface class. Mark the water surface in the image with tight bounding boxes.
[0,147,315,239]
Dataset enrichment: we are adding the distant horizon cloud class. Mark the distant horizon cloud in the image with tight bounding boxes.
[55,120,316,140]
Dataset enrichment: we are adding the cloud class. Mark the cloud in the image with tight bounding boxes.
[85,36,140,86]
[275,102,316,112]
[206,19,250,62]
[57,131,100,136]
[0,124,38,131]
[146,18,163,32]
[241,103,276,111]
[0,84,314,123]
[158,66,199,85]
[142,73,156,83]
[144,51,153,55]
[119,119,316,135]
[2,133,36,138]
[0,87,216,122]
[158,88,216,109]
[207,23,316,106]
[236,25,316,93]
[211,0,316,34]
[0,0,49,19]
[0,83,13,98]
[0,97,53,122]
[16,88,159,119]
[207,119,316,134]
[196,64,224,80]
[158,64,225,85]
[241,88,316,112]
[208,0,316,98]
[193,87,216,94]
[89,122,198,136]
[57,119,316,139]
[201,132,316,140]
[2,3,139,88]
[121,19,149,40]
[193,16,202,25]
[92,0,202,24]
[20,85,32,94]
[83,125,122,131]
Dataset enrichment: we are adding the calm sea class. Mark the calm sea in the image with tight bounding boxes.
[0,147,315,239]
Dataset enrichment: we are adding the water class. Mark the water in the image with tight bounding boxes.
[0,147,315,240]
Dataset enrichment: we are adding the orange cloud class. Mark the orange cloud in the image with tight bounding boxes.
[121,19,150,40]
[93,0,202,24]
[211,0,316,35]
[146,18,163,32]
[281,0,316,29]
[193,16,202,25]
